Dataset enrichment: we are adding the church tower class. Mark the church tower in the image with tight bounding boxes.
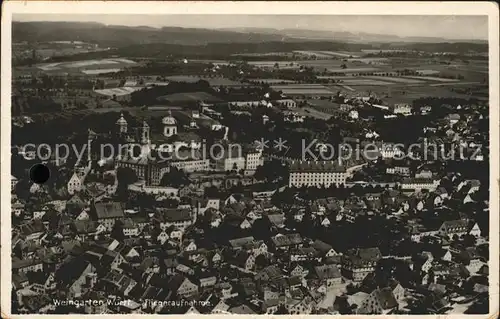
[116,113,128,133]
[141,121,150,144]
[162,110,177,137]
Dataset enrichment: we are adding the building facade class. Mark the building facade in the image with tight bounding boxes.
[289,161,347,188]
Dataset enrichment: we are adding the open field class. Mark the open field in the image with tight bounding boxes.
[247,79,297,84]
[429,81,481,87]
[404,76,459,82]
[347,58,389,64]
[293,51,335,59]
[298,59,345,68]
[232,52,292,57]
[189,59,232,66]
[415,69,440,75]
[363,76,425,84]
[314,51,361,58]
[339,84,355,91]
[247,61,301,69]
[38,58,136,72]
[340,79,395,86]
[164,76,243,86]
[361,49,410,53]
[328,67,381,73]
[271,84,336,95]
[295,107,333,120]
[94,87,143,96]
[82,69,122,75]
[157,91,222,103]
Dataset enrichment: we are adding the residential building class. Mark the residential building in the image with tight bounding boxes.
[289,161,346,188]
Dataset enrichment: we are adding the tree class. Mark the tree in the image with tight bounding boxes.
[111,220,125,241]
[116,167,138,185]
[340,63,347,69]
[116,167,138,199]
[160,167,189,188]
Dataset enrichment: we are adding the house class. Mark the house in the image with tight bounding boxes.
[122,219,140,237]
[156,208,193,229]
[312,240,339,258]
[290,264,309,278]
[342,248,382,282]
[167,274,198,298]
[313,264,342,289]
[90,202,124,232]
[12,257,44,274]
[271,233,303,251]
[67,172,85,195]
[195,198,220,216]
[13,272,30,290]
[439,219,469,239]
[232,251,256,271]
[469,222,482,237]
[19,220,46,244]
[290,247,319,262]
[447,113,461,125]
[11,175,18,191]
[255,265,283,282]
[55,257,94,298]
[467,179,481,194]
[73,220,99,241]
[357,288,399,314]
[275,98,297,108]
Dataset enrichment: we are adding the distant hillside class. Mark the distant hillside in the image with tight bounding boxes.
[219,27,488,45]
[13,21,488,54]
[12,21,297,46]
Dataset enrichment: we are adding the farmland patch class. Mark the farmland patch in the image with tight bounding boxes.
[404,76,459,82]
[363,76,425,84]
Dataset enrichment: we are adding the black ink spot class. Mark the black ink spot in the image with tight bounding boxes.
[29,164,50,184]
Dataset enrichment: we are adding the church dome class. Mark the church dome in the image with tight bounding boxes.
[162,111,177,126]
[116,113,127,125]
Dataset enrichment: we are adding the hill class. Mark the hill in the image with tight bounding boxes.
[12,21,298,46]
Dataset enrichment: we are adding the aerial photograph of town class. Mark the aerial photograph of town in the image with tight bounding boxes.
[7,11,493,315]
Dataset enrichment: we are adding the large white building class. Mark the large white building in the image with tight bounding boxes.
[289,161,347,188]
[401,178,440,192]
[245,149,264,171]
[392,103,412,116]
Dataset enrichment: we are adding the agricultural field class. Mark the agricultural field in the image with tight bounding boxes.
[294,107,333,120]
[317,51,361,58]
[363,76,426,84]
[247,61,301,69]
[294,50,362,58]
[157,91,222,103]
[404,76,459,82]
[414,69,441,75]
[232,52,293,57]
[94,87,143,97]
[347,58,390,64]
[271,84,336,95]
[293,51,335,59]
[361,49,410,54]
[37,58,137,73]
[328,67,382,73]
[82,69,122,75]
[163,76,243,86]
[189,59,233,66]
[339,79,395,86]
[247,79,297,84]
[299,60,345,68]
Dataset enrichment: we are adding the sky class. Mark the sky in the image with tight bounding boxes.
[14,14,489,40]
